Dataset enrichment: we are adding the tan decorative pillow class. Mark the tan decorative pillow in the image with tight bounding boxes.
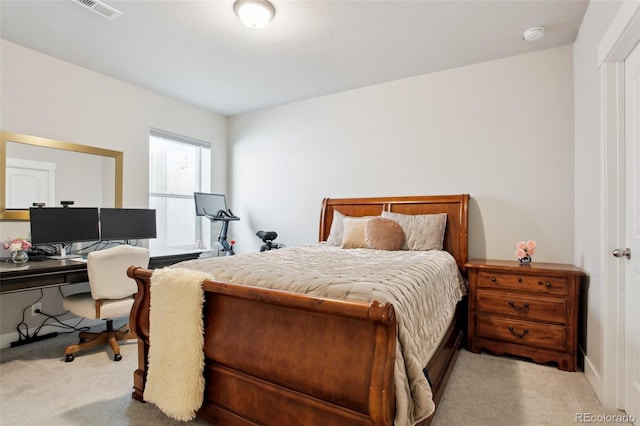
[364,217,405,251]
[381,211,447,250]
[327,211,376,246]
[340,217,370,249]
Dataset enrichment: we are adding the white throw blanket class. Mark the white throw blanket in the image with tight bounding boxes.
[144,267,212,421]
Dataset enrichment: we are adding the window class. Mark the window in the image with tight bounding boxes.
[149,129,211,251]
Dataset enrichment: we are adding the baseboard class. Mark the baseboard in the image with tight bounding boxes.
[0,318,103,349]
[583,353,602,402]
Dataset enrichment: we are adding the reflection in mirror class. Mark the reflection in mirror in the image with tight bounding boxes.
[1,132,123,220]
[6,142,116,209]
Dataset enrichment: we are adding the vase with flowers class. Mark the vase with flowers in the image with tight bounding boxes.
[4,238,32,264]
[516,240,536,264]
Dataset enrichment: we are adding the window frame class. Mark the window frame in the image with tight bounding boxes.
[148,128,211,250]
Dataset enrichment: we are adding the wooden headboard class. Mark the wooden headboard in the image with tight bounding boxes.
[319,194,470,271]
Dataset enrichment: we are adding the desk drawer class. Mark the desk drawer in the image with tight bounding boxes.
[65,271,89,284]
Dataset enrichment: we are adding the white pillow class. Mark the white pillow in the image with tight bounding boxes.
[380,211,447,251]
[326,211,346,245]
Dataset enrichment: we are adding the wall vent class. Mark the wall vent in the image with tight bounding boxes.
[72,0,122,20]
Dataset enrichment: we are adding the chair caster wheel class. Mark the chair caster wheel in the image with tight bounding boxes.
[65,354,74,362]
[114,353,122,361]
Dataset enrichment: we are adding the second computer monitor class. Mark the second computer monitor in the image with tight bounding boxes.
[99,208,157,241]
[194,192,227,217]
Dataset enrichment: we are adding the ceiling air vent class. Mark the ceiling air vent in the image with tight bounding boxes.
[72,0,122,20]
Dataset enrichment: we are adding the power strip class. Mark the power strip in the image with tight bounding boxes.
[9,332,58,348]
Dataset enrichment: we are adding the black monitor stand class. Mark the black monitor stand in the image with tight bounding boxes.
[203,209,240,256]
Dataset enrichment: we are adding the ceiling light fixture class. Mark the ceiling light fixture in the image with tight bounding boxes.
[233,0,275,29]
[523,27,545,42]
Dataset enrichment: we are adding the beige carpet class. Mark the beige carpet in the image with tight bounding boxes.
[0,327,632,426]
[432,351,631,426]
[0,324,208,426]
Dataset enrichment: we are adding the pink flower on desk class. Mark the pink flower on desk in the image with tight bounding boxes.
[515,240,536,258]
[3,238,32,252]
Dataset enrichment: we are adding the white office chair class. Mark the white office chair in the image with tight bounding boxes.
[63,245,150,362]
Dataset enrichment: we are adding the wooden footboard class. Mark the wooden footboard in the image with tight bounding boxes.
[128,266,466,425]
[128,266,397,425]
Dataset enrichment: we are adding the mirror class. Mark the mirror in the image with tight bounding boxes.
[0,131,123,220]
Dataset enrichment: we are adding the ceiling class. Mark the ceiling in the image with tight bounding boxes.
[0,0,589,117]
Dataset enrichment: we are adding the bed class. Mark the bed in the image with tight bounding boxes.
[127,194,470,425]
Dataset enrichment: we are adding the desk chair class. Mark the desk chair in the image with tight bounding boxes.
[63,245,150,362]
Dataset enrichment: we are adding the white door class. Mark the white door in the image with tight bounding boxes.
[5,158,56,208]
[623,40,640,422]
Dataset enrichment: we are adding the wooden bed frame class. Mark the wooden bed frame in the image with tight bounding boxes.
[128,194,469,425]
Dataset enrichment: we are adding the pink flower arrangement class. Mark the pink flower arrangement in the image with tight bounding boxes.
[3,238,32,253]
[515,240,536,259]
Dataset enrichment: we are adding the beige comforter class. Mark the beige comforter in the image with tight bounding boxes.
[176,243,466,425]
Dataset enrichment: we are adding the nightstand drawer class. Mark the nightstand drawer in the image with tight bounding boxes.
[477,271,568,295]
[476,315,566,352]
[476,290,566,324]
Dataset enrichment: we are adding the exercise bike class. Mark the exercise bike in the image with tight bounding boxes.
[203,208,240,256]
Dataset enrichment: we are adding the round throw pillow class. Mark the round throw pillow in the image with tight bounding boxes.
[364,217,405,251]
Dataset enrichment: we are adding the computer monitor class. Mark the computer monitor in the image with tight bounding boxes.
[194,192,227,217]
[29,207,100,258]
[99,208,157,241]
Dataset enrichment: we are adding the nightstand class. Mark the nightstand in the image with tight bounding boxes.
[466,259,584,371]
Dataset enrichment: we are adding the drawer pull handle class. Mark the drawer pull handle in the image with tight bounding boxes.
[508,300,530,311]
[508,326,529,338]
[518,278,523,283]
[545,282,552,288]
[490,277,496,282]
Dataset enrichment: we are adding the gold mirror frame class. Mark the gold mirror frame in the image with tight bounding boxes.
[0,131,123,220]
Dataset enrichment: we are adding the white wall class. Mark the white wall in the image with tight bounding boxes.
[0,40,228,343]
[229,46,576,264]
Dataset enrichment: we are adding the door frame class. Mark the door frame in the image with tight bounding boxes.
[598,1,640,410]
